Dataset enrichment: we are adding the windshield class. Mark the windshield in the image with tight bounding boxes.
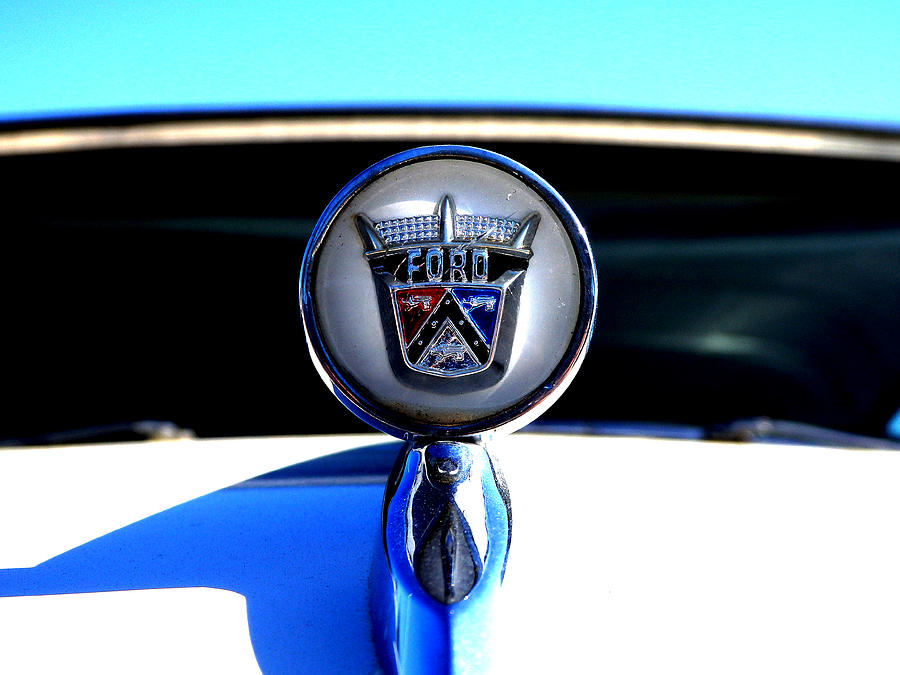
[2,0,899,128]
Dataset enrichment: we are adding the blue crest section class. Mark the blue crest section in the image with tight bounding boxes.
[451,287,501,346]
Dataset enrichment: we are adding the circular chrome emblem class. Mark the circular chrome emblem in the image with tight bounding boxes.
[300,146,596,438]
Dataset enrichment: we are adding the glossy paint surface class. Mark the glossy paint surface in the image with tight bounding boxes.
[0,481,383,673]
[5,435,900,672]
[2,1,899,127]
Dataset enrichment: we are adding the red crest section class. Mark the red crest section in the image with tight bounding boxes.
[394,287,446,344]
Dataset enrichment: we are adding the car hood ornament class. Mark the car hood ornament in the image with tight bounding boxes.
[300,146,596,673]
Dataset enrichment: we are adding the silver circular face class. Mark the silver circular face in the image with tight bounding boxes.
[300,146,596,439]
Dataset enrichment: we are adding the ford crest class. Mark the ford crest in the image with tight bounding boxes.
[356,194,539,377]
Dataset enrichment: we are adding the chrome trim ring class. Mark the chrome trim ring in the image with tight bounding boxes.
[300,145,597,439]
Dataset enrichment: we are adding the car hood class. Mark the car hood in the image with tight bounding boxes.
[2,434,900,673]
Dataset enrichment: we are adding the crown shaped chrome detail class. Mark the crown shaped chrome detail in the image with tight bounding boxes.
[356,195,540,256]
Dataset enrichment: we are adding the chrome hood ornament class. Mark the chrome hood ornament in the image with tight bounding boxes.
[300,146,596,673]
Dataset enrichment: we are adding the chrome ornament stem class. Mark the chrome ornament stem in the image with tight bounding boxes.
[373,438,511,674]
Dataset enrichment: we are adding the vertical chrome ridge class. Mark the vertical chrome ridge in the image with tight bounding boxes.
[439,194,457,245]
[355,213,384,253]
[373,438,511,674]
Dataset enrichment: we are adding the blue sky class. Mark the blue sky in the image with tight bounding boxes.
[1,0,898,126]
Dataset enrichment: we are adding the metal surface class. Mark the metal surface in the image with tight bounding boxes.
[4,114,900,161]
[373,439,511,674]
[300,145,595,674]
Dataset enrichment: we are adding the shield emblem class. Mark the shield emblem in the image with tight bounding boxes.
[393,285,503,376]
[354,193,540,379]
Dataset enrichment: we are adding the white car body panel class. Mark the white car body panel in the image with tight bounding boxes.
[3,434,900,673]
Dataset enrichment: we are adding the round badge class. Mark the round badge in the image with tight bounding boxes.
[300,146,596,438]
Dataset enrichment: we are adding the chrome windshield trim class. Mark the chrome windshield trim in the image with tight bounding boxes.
[2,113,900,161]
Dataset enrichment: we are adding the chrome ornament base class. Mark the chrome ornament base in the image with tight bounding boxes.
[372,438,511,674]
